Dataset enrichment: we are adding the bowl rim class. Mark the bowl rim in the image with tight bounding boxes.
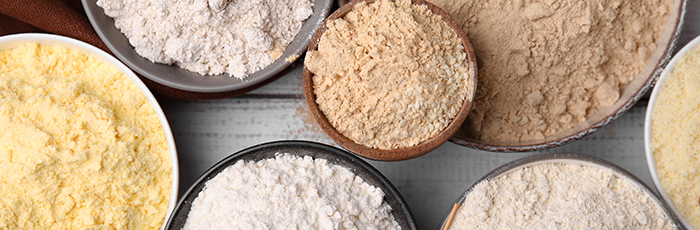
[81,0,333,93]
[448,0,688,152]
[302,0,478,161]
[644,34,700,230]
[438,152,684,230]
[164,140,418,230]
[0,33,180,230]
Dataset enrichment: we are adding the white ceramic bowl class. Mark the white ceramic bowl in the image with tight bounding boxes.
[439,153,682,230]
[644,34,700,230]
[0,33,179,230]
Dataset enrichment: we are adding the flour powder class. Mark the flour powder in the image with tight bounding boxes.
[183,154,401,229]
[429,0,673,142]
[97,0,313,78]
[449,163,675,230]
[651,43,700,229]
[305,0,473,150]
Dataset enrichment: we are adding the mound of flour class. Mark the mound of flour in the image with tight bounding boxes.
[449,163,675,230]
[183,154,401,229]
[97,0,313,78]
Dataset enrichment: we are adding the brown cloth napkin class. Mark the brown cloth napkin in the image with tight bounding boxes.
[0,0,295,100]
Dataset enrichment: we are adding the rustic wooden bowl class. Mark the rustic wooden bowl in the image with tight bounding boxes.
[302,0,478,161]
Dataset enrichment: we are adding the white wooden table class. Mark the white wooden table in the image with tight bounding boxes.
[159,2,700,229]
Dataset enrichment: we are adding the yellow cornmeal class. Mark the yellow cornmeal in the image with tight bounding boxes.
[651,44,700,229]
[0,43,171,229]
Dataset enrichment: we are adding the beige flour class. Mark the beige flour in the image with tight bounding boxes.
[449,163,675,230]
[305,0,473,149]
[430,0,672,142]
[650,43,700,229]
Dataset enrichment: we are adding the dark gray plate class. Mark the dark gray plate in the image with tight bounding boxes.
[81,0,333,93]
[438,152,685,230]
[166,140,417,229]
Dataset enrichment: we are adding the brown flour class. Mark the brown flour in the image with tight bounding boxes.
[430,0,672,142]
[305,0,473,149]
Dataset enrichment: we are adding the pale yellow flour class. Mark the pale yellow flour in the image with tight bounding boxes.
[651,44,700,229]
[0,43,171,229]
[430,0,673,142]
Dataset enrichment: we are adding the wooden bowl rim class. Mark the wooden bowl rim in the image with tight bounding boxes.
[302,0,478,161]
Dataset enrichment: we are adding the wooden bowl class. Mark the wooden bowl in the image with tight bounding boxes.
[302,0,478,161]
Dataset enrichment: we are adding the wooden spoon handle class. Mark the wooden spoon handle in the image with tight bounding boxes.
[443,203,460,230]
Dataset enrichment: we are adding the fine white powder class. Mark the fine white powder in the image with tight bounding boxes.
[183,154,401,229]
[449,163,675,230]
[97,0,313,78]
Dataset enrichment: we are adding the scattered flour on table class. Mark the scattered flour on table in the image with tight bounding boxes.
[449,163,675,230]
[183,154,401,229]
[97,0,314,78]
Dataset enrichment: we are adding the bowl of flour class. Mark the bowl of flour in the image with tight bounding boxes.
[165,140,417,230]
[442,0,686,151]
[303,0,478,161]
[81,0,333,93]
[439,153,682,230]
[645,34,700,230]
[0,33,179,230]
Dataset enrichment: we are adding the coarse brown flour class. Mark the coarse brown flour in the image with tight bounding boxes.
[429,0,673,142]
[97,0,313,78]
[305,0,473,149]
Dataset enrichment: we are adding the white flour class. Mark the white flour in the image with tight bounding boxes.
[97,0,313,79]
[449,163,675,230]
[183,154,401,229]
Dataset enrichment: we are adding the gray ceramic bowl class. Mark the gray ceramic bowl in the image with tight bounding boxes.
[165,140,417,230]
[448,0,687,152]
[82,0,333,93]
[438,153,683,230]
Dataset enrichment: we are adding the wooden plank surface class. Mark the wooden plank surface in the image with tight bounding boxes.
[159,2,700,229]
